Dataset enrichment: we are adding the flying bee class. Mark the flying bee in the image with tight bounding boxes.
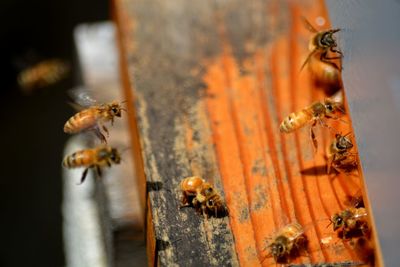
[308,52,343,96]
[180,176,227,217]
[63,146,121,184]
[326,133,358,174]
[301,17,342,71]
[330,207,369,240]
[280,99,344,150]
[18,59,70,93]
[265,222,308,263]
[64,88,126,143]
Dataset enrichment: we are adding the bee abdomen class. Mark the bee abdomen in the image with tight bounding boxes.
[63,152,85,168]
[280,111,311,133]
[64,110,97,133]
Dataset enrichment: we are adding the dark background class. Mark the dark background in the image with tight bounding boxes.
[0,1,108,266]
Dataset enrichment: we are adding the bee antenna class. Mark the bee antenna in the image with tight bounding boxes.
[326,220,333,228]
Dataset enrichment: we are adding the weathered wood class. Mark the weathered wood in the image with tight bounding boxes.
[113,0,378,266]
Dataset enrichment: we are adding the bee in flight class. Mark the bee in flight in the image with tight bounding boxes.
[18,59,70,93]
[326,133,358,174]
[264,222,308,263]
[64,88,126,143]
[280,99,344,150]
[301,17,342,71]
[330,206,369,240]
[63,146,121,184]
[180,176,227,217]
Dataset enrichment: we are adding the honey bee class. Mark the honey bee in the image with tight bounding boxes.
[64,89,126,143]
[331,207,369,240]
[63,146,121,184]
[280,99,343,149]
[265,222,308,263]
[18,59,70,93]
[301,18,342,71]
[180,176,227,217]
[327,133,357,174]
[308,52,343,96]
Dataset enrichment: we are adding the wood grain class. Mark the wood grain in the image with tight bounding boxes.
[113,0,378,265]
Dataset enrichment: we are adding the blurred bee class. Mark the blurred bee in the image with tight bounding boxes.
[63,146,121,184]
[280,99,344,150]
[327,133,357,174]
[265,222,308,263]
[64,89,126,143]
[301,18,342,71]
[180,176,227,217]
[330,206,369,240]
[18,59,70,93]
[308,52,343,96]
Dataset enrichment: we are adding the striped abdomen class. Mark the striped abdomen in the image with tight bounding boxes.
[64,108,99,133]
[280,109,313,133]
[63,149,96,168]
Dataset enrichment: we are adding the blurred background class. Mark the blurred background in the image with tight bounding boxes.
[0,0,108,266]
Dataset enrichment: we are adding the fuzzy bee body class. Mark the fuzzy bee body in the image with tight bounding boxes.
[63,101,124,143]
[327,133,357,174]
[331,207,369,240]
[63,146,121,184]
[267,222,307,263]
[180,176,227,217]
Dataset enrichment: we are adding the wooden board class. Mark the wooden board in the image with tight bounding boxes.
[113,0,378,266]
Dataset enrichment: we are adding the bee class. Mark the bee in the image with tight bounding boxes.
[63,146,121,184]
[301,18,342,71]
[327,133,357,174]
[266,222,308,263]
[280,99,343,149]
[18,59,70,93]
[330,207,369,240]
[64,89,126,143]
[308,52,343,96]
[180,176,227,217]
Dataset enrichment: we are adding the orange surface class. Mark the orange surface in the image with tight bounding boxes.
[204,1,373,266]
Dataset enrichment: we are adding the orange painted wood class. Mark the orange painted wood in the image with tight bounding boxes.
[113,0,378,265]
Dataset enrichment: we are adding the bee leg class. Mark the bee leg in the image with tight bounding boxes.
[310,122,318,151]
[320,51,340,70]
[94,127,107,144]
[106,159,112,167]
[95,165,102,177]
[318,117,337,134]
[330,47,343,57]
[78,168,90,185]
[102,125,109,137]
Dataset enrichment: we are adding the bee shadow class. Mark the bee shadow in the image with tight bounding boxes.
[146,181,163,192]
[300,165,328,176]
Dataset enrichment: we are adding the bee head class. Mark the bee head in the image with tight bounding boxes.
[270,239,287,260]
[109,148,122,164]
[108,102,124,117]
[322,28,340,48]
[324,99,343,115]
[336,134,353,150]
[332,213,344,231]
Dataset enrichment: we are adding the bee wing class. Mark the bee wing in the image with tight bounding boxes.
[68,86,98,108]
[353,209,368,220]
[301,17,318,33]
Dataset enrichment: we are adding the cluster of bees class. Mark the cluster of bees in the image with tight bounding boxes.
[179,18,373,265]
[61,18,373,265]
